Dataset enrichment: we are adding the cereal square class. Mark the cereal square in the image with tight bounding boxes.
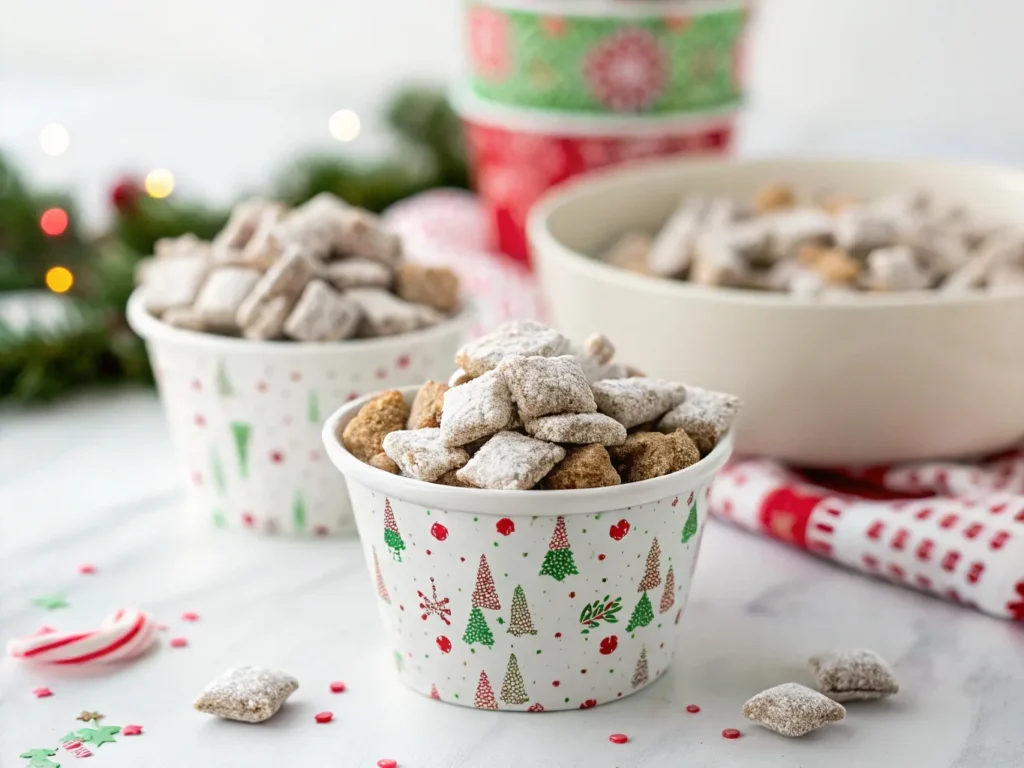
[236,248,318,329]
[592,378,687,429]
[743,682,846,738]
[498,355,596,420]
[608,430,699,483]
[457,431,565,490]
[440,370,514,447]
[396,264,460,313]
[341,390,410,462]
[144,254,211,315]
[347,288,441,337]
[193,666,298,723]
[383,428,470,482]
[321,257,394,290]
[524,412,627,447]
[192,266,263,332]
[408,381,449,430]
[659,386,742,445]
[283,280,362,341]
[456,320,571,377]
[541,444,621,490]
[808,650,899,702]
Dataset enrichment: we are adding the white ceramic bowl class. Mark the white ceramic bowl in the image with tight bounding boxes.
[127,290,473,535]
[323,387,733,711]
[528,158,1024,466]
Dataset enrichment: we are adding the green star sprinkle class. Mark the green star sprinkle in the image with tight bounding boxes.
[21,748,59,767]
[32,595,68,610]
[73,722,120,747]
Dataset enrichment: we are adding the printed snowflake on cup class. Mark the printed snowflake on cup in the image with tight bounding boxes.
[584,29,669,112]
[468,6,511,82]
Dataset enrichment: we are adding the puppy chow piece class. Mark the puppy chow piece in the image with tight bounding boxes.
[336,208,403,268]
[283,280,362,342]
[396,264,460,313]
[834,208,901,253]
[456,320,571,377]
[341,390,410,462]
[408,381,449,429]
[448,368,474,387]
[865,245,932,291]
[242,295,291,340]
[524,412,627,447]
[689,235,751,287]
[347,288,441,337]
[583,333,615,365]
[608,430,699,483]
[194,666,299,724]
[498,355,596,420]
[321,257,394,290]
[646,196,706,277]
[808,649,899,702]
[542,444,621,490]
[989,263,1024,292]
[659,386,742,444]
[456,431,565,490]
[154,233,209,259]
[754,183,796,213]
[239,206,289,270]
[440,370,514,447]
[272,199,344,261]
[592,377,687,429]
[236,248,318,330]
[743,683,846,738]
[602,231,652,275]
[810,248,860,286]
[162,306,206,332]
[437,468,477,488]
[767,208,834,259]
[382,428,470,482]
[214,198,283,251]
[192,266,263,333]
[143,254,211,315]
[368,453,400,475]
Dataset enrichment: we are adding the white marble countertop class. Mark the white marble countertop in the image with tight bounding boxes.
[3,390,1023,767]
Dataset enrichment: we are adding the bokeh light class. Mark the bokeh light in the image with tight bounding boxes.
[329,110,361,142]
[39,123,70,156]
[40,208,69,236]
[145,168,175,199]
[45,266,74,294]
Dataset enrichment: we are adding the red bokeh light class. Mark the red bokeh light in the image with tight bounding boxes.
[40,208,69,236]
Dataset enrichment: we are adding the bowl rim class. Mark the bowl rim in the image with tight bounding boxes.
[126,289,477,355]
[470,0,748,19]
[527,155,1024,310]
[321,385,734,516]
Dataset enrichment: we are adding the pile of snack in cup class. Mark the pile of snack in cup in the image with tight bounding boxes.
[136,193,460,341]
[604,183,1024,295]
[340,320,742,490]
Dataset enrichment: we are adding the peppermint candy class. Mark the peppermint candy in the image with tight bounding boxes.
[8,608,158,665]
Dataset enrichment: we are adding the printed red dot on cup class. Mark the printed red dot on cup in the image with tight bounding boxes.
[330,682,347,693]
[686,704,701,713]
[436,636,452,653]
[608,734,629,745]
[552,681,560,687]
[430,523,448,541]
[378,760,398,768]
[722,728,742,740]
[496,518,515,536]
[169,637,188,648]
[314,712,333,724]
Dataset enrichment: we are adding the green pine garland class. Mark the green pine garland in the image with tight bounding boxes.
[0,86,468,404]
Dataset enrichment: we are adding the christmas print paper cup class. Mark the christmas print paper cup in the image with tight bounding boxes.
[323,386,733,711]
[127,291,473,536]
[453,91,737,262]
[464,0,750,116]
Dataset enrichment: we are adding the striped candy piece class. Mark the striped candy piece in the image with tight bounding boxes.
[7,608,158,664]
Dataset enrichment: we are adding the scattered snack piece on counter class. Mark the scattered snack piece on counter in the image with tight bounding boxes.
[598,184,1024,294]
[138,193,460,340]
[808,650,899,702]
[340,322,741,489]
[193,666,298,723]
[742,683,846,738]
[542,444,621,490]
[341,390,410,462]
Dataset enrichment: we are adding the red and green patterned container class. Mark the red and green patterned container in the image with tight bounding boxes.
[465,0,750,116]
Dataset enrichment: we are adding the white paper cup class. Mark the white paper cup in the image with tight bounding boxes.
[323,387,733,710]
[127,291,473,536]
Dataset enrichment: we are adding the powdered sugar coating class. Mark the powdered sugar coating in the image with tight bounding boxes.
[742,682,846,738]
[498,355,596,420]
[808,649,899,702]
[456,432,565,490]
[456,320,571,377]
[524,412,627,447]
[193,666,298,723]
[382,428,470,482]
[583,333,615,365]
[283,280,361,341]
[440,370,514,447]
[592,378,687,429]
[347,288,442,337]
[321,257,394,290]
[658,386,742,436]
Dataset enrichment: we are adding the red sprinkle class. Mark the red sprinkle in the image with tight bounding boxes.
[330,681,347,693]
[608,733,629,744]
[181,611,200,622]
[722,728,742,740]
[314,711,334,724]
[77,564,96,575]
[377,760,398,768]
[33,687,53,698]
[122,724,143,736]
[686,704,701,713]
[169,637,188,648]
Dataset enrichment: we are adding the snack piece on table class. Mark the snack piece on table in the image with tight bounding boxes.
[456,431,565,490]
[236,248,318,335]
[524,412,627,447]
[321,257,394,290]
[659,386,741,453]
[143,254,211,316]
[498,355,596,420]
[542,444,621,490]
[608,430,700,483]
[341,390,410,462]
[440,370,515,447]
[383,428,470,482]
[192,266,263,333]
[808,649,899,702]
[396,264,460,314]
[347,288,440,337]
[194,666,299,724]
[368,453,400,474]
[456,320,572,378]
[592,378,687,429]
[602,232,652,275]
[742,683,846,738]
[408,381,450,430]
[283,280,361,341]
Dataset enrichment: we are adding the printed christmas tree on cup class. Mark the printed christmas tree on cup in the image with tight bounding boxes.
[474,670,498,710]
[463,555,501,647]
[540,516,579,582]
[500,653,530,705]
[507,585,538,637]
[373,547,391,603]
[682,500,699,543]
[659,565,676,614]
[384,499,406,561]
[626,538,662,632]
[631,645,650,689]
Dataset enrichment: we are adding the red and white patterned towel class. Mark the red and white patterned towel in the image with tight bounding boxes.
[386,189,1024,623]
